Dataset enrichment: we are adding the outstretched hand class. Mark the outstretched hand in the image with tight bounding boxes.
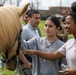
[62,68,76,75]
[23,50,36,55]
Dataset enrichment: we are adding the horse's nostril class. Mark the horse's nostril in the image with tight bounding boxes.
[6,58,17,71]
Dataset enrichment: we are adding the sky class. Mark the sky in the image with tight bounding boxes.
[18,0,76,10]
[9,0,76,10]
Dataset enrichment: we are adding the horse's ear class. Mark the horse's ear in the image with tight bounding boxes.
[18,3,30,17]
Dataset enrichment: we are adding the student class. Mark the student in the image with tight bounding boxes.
[21,16,67,75]
[17,10,41,75]
[57,17,68,42]
[22,11,29,24]
[22,10,41,40]
[25,2,76,75]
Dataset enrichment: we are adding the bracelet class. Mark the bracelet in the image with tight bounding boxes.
[34,50,36,54]
[31,64,32,68]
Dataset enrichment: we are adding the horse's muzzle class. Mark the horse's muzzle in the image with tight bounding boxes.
[1,55,17,71]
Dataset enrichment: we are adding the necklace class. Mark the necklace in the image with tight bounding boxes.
[43,38,57,62]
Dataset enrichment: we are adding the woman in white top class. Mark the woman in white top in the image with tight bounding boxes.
[24,2,76,75]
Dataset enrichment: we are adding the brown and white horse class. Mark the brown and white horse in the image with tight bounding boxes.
[0,3,30,71]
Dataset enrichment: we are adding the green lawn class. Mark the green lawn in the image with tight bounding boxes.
[2,68,16,75]
[2,20,73,75]
[38,20,45,37]
[68,35,73,39]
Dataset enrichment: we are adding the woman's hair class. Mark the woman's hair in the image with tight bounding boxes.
[69,2,76,24]
[47,16,62,30]
[71,2,76,13]
[68,12,76,24]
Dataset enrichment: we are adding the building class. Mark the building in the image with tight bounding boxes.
[49,6,71,17]
[38,6,71,19]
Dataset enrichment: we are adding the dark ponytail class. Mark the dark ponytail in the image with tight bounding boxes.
[47,16,62,30]
[71,2,76,13]
[70,2,76,24]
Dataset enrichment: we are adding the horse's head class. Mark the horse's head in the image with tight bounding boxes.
[0,3,30,71]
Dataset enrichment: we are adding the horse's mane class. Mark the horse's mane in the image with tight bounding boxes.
[0,3,30,71]
[0,5,22,50]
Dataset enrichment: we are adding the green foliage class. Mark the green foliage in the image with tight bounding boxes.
[2,66,17,75]
[68,35,73,39]
[38,20,45,37]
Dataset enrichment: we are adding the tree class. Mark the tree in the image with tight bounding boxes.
[3,0,22,6]
[17,0,22,6]
[36,0,40,10]
[29,0,35,10]
[0,0,5,5]
[29,0,40,10]
[11,0,22,6]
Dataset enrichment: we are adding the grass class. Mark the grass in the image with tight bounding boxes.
[38,20,45,37]
[2,69,16,75]
[68,35,73,39]
[1,20,73,75]
[0,63,17,75]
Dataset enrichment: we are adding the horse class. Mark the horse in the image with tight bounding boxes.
[0,3,30,71]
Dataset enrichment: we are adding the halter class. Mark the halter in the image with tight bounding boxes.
[1,29,22,64]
